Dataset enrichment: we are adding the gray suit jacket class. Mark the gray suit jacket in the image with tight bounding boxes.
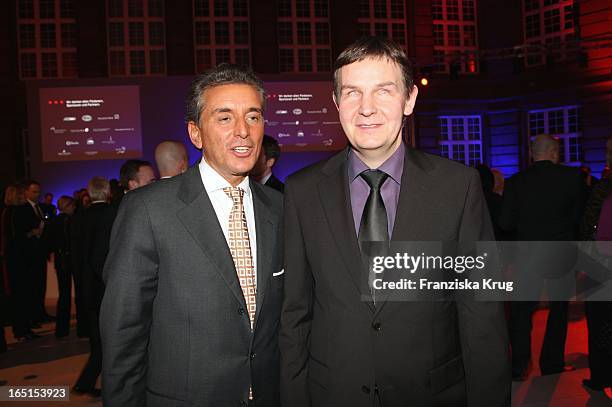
[100,165,283,407]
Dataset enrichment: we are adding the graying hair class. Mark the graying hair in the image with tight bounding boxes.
[184,63,266,125]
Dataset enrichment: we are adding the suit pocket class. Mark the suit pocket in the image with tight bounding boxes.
[146,387,185,407]
[308,356,330,391]
[270,271,285,292]
[428,354,465,394]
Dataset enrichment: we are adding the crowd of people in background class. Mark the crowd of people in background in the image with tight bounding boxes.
[0,131,610,396]
[477,134,612,393]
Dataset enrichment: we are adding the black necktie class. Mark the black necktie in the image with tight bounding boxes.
[358,170,389,304]
[358,170,389,245]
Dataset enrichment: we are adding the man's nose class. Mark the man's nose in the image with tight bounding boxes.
[235,118,249,138]
[358,93,376,116]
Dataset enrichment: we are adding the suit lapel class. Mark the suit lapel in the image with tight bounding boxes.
[374,148,433,316]
[318,149,375,313]
[176,166,247,309]
[391,148,433,241]
[250,180,276,328]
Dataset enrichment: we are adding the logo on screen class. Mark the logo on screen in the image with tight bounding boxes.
[275,110,288,115]
[66,141,79,146]
[292,108,303,115]
[278,133,290,138]
[63,117,76,122]
[82,115,93,122]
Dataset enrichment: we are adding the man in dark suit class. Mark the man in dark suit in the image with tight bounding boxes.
[42,195,75,338]
[40,193,57,219]
[13,180,50,324]
[251,135,284,193]
[500,134,587,380]
[73,177,116,397]
[100,64,283,407]
[280,37,510,407]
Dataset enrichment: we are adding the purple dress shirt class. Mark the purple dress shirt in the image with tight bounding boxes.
[348,143,405,239]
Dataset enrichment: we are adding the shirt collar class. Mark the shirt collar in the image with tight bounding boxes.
[348,142,405,185]
[260,172,272,185]
[198,157,251,196]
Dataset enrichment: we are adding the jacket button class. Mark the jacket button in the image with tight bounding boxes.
[238,307,246,315]
[372,322,382,331]
[240,401,247,407]
[361,385,370,394]
[250,353,256,360]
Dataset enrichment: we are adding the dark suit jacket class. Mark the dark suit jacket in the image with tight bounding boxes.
[265,173,285,193]
[280,147,510,407]
[40,203,57,219]
[79,202,116,310]
[100,165,284,407]
[12,203,45,263]
[499,160,587,240]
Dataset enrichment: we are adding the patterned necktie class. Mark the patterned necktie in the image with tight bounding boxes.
[223,187,256,330]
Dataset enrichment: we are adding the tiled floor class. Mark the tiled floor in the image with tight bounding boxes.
[0,303,611,406]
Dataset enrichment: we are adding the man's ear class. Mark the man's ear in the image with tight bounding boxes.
[128,179,138,190]
[403,85,419,116]
[266,157,276,169]
[187,121,203,149]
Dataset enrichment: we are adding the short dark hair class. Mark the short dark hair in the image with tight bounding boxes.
[262,135,281,161]
[185,63,266,125]
[119,159,152,188]
[333,36,414,100]
[23,180,40,189]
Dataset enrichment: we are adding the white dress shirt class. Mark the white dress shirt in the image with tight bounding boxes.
[259,172,272,185]
[198,158,257,280]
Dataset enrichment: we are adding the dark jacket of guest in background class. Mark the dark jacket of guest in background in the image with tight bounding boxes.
[40,192,57,219]
[69,201,88,338]
[42,196,75,338]
[579,137,612,392]
[73,177,117,397]
[251,134,284,193]
[12,181,49,324]
[500,134,587,380]
[2,185,33,343]
[476,164,508,240]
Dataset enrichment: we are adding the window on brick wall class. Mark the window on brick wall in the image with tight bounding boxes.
[194,0,250,72]
[522,0,575,67]
[17,0,78,79]
[357,0,408,49]
[431,0,479,74]
[439,115,483,166]
[107,0,166,76]
[528,106,580,164]
[278,0,331,73]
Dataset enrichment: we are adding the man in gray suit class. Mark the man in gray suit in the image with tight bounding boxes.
[100,64,283,407]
